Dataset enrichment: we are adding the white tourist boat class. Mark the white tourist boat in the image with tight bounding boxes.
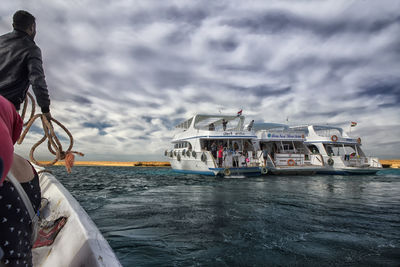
[291,125,382,175]
[32,165,121,267]
[254,123,324,175]
[165,114,262,176]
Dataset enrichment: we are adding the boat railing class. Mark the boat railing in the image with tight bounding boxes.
[369,157,382,168]
[256,150,276,168]
[267,154,276,168]
[202,150,218,168]
[309,154,324,166]
[274,153,305,166]
[343,156,370,167]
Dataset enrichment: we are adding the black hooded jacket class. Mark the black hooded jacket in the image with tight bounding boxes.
[0,30,50,113]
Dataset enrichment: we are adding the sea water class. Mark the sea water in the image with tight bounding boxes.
[48,166,400,266]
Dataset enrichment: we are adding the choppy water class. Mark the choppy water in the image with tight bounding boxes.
[48,166,400,266]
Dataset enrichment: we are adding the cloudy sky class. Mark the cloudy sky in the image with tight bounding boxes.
[1,0,399,161]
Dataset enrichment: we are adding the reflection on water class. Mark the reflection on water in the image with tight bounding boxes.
[49,167,400,266]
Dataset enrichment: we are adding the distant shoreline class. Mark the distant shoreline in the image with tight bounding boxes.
[38,161,171,167]
[379,160,400,168]
[38,160,400,168]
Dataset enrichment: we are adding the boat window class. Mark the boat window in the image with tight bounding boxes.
[325,145,334,156]
[315,128,342,138]
[308,145,319,154]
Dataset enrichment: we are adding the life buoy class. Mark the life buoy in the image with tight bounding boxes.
[224,168,231,176]
[327,158,334,166]
[261,167,268,174]
[357,137,361,144]
[287,159,295,166]
[192,151,197,158]
[186,150,190,157]
[201,153,207,162]
[331,135,338,142]
[177,154,181,162]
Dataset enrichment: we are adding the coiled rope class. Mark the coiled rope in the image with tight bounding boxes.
[17,92,84,173]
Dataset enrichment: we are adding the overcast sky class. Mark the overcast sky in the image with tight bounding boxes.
[1,0,399,161]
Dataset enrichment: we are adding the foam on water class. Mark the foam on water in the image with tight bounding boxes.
[49,167,400,266]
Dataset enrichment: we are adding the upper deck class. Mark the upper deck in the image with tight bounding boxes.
[254,123,306,141]
[290,125,360,144]
[172,114,256,142]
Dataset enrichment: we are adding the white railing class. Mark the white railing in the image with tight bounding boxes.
[310,154,324,166]
[344,156,370,167]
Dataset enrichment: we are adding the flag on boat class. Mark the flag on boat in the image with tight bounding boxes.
[237,109,242,116]
[351,121,357,127]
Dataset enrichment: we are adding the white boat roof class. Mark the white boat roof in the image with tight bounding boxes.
[175,114,244,129]
[252,122,289,131]
[290,124,344,135]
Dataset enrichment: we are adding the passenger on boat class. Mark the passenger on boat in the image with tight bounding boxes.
[0,96,22,184]
[0,11,52,121]
[211,141,217,159]
[247,120,254,131]
[262,146,269,167]
[218,146,224,167]
[222,119,227,131]
[0,95,40,267]
[208,123,215,131]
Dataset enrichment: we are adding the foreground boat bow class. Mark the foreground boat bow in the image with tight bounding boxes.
[32,167,121,267]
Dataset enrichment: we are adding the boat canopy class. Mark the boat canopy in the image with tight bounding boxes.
[253,122,289,131]
[175,117,193,129]
[175,114,245,131]
[290,125,344,136]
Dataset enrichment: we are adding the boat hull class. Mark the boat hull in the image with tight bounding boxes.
[267,166,320,175]
[316,167,381,175]
[170,156,261,176]
[32,167,121,267]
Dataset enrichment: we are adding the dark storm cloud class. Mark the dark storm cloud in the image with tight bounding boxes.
[129,5,209,26]
[152,69,194,88]
[207,38,239,52]
[222,9,400,37]
[3,0,399,159]
[217,64,264,72]
[73,96,92,105]
[130,46,158,61]
[83,121,113,130]
[357,78,400,105]
[164,26,195,45]
[228,84,292,98]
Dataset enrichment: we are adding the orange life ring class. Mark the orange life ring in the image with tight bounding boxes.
[287,159,295,166]
[331,135,338,142]
[357,137,361,144]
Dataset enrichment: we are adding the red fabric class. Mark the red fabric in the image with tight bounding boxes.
[33,217,67,248]
[0,95,22,183]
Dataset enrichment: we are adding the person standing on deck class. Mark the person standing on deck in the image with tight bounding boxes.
[0,10,51,119]
[211,141,217,159]
[218,146,224,167]
[222,119,227,131]
[262,145,269,167]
